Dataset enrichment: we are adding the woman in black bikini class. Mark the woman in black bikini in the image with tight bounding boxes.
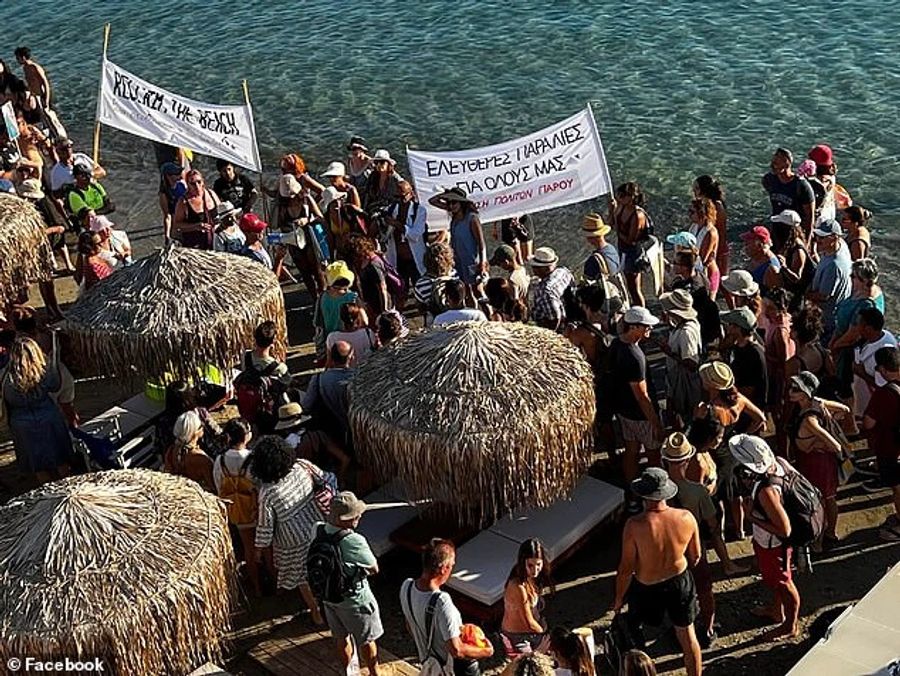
[173,169,220,250]
[607,182,649,307]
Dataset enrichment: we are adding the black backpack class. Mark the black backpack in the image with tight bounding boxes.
[758,458,825,547]
[307,525,353,604]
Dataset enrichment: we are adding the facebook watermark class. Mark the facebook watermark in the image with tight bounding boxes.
[7,656,106,672]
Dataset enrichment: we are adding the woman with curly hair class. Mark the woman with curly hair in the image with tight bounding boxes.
[251,434,328,625]
[350,235,392,324]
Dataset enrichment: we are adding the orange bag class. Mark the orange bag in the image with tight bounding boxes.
[460,623,490,648]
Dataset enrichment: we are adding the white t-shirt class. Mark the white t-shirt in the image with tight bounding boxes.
[400,579,462,666]
[854,330,898,414]
[326,328,376,366]
[508,266,531,300]
[433,308,488,326]
[50,154,95,192]
[213,448,253,493]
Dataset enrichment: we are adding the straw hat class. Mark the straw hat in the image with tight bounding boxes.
[214,201,240,222]
[321,161,347,178]
[371,149,396,165]
[582,213,610,237]
[662,432,696,462]
[699,361,735,390]
[659,289,697,320]
[319,185,347,212]
[278,174,303,198]
[529,247,559,267]
[274,402,309,431]
[720,270,759,297]
[16,178,44,201]
[325,260,355,287]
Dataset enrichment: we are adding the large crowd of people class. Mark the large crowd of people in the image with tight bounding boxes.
[2,47,900,676]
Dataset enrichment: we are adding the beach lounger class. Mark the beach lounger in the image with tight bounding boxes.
[357,482,420,557]
[447,477,625,608]
[489,476,625,560]
[447,530,522,607]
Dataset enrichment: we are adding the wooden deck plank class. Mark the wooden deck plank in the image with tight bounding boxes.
[248,624,418,676]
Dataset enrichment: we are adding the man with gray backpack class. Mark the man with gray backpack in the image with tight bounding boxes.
[730,434,825,641]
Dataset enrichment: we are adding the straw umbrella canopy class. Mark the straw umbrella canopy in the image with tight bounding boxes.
[63,245,286,380]
[0,469,235,676]
[0,193,53,306]
[349,322,596,526]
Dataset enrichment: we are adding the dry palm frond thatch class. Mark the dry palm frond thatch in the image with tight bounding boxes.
[0,193,53,305]
[349,322,596,526]
[0,469,236,676]
[63,245,286,380]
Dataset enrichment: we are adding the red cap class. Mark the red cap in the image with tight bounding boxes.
[239,213,267,234]
[808,144,833,166]
[740,225,772,245]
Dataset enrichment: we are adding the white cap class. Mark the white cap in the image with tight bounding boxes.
[771,210,801,226]
[623,306,660,327]
[728,434,776,474]
[320,161,346,178]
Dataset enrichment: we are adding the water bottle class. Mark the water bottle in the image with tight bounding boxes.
[796,545,812,574]
[266,231,287,245]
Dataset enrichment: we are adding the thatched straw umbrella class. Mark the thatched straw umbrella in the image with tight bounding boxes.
[0,193,53,306]
[0,469,235,675]
[349,322,596,526]
[63,245,286,380]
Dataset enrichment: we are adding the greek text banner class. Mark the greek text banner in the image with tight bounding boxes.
[407,106,612,226]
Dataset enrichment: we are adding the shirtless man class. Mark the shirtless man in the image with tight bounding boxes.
[613,467,702,676]
[15,47,51,109]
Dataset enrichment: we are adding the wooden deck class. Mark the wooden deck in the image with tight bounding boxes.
[248,627,418,676]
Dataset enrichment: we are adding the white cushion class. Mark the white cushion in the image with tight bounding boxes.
[489,477,624,560]
[357,483,419,557]
[447,531,520,606]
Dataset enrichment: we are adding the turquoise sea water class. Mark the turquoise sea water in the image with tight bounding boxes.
[7,1,900,280]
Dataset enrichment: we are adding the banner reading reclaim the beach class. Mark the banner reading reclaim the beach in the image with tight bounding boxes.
[408,106,612,226]
[97,59,261,172]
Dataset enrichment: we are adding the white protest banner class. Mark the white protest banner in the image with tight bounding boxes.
[407,106,612,228]
[96,58,261,172]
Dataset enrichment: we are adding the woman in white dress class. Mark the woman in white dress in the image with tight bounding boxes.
[250,435,329,625]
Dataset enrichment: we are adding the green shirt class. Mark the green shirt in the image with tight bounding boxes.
[67,182,107,216]
[321,523,377,609]
[673,478,716,524]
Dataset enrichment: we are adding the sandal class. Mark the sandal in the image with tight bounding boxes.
[879,523,900,542]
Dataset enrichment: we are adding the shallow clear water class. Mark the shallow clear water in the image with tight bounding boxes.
[7,0,900,310]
